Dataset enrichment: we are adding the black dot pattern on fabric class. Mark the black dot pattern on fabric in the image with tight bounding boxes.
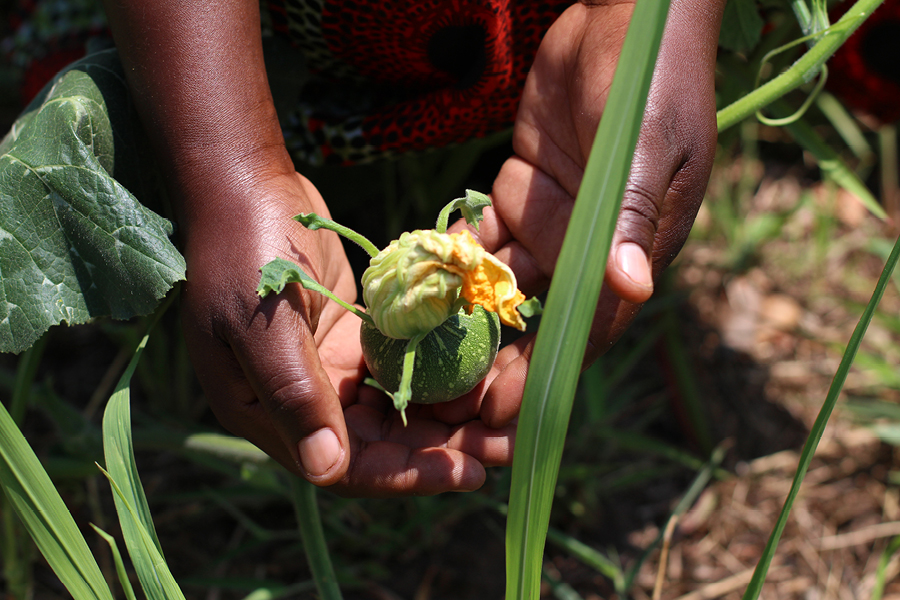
[263,0,570,165]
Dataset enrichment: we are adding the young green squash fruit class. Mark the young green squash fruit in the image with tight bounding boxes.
[360,305,500,404]
[257,190,541,424]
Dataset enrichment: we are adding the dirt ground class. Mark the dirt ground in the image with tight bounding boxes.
[618,169,900,600]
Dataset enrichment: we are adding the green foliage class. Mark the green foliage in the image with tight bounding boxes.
[504,0,671,597]
[0,50,185,355]
[717,0,885,132]
[719,0,765,53]
[433,189,492,234]
[257,256,373,324]
[101,336,186,600]
[2,1,898,598]
[742,232,900,600]
[0,387,114,600]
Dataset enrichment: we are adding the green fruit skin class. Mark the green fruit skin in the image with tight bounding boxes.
[360,305,501,404]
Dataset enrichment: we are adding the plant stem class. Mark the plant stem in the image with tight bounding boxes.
[290,477,342,600]
[393,333,425,426]
[717,0,885,132]
[9,333,48,425]
[294,212,380,258]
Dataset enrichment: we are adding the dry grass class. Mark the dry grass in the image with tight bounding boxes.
[625,160,900,600]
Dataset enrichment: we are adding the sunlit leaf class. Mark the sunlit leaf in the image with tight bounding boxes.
[0,50,185,354]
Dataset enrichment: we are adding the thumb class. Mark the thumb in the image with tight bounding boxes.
[186,287,351,487]
[605,136,710,305]
[242,292,351,485]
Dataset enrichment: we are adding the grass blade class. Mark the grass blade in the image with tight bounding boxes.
[91,525,139,600]
[2,332,49,599]
[101,333,186,600]
[504,1,671,598]
[290,476,343,600]
[871,535,900,600]
[0,394,113,599]
[741,233,900,600]
[545,529,624,592]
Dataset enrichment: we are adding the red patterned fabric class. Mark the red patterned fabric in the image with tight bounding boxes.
[827,0,900,125]
[6,0,571,165]
[265,0,570,164]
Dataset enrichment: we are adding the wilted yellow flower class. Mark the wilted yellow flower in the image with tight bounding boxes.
[362,229,526,339]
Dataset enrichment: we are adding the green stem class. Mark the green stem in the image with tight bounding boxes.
[295,213,380,258]
[293,276,376,327]
[257,257,376,327]
[717,0,885,132]
[724,55,886,220]
[434,189,491,233]
[1,505,31,600]
[393,334,425,426]
[290,477,342,600]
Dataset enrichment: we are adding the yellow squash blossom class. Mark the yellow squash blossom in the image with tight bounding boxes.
[362,229,526,339]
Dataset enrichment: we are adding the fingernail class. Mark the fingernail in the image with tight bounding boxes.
[298,428,342,478]
[617,242,653,290]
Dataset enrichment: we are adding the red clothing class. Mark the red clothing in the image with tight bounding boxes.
[264,0,570,164]
[6,0,571,164]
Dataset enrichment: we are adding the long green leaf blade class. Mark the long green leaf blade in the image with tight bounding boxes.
[91,524,139,600]
[504,1,671,598]
[741,233,900,600]
[0,396,113,599]
[102,333,186,600]
[98,464,186,600]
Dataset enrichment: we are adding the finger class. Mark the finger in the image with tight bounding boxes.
[333,442,487,497]
[346,403,515,466]
[603,145,676,304]
[236,289,352,485]
[480,286,641,429]
[183,279,353,486]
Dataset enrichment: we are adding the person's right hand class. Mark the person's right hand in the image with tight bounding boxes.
[97,0,515,495]
[177,170,516,496]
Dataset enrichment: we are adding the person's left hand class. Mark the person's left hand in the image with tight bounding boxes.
[438,0,725,426]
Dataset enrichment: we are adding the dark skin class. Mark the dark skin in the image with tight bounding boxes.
[100,0,725,496]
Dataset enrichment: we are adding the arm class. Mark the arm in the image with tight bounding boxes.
[101,0,510,494]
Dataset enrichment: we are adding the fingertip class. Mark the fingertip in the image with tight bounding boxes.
[298,427,348,485]
[609,242,654,304]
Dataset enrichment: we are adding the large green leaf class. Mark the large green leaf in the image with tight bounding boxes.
[0,50,185,354]
[718,0,764,53]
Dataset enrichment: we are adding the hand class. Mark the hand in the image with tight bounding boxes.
[179,172,515,496]
[443,0,724,426]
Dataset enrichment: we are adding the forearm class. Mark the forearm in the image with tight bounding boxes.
[100,0,296,226]
[662,0,727,76]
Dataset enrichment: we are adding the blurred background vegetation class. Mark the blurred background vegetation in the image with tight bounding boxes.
[2,0,900,598]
